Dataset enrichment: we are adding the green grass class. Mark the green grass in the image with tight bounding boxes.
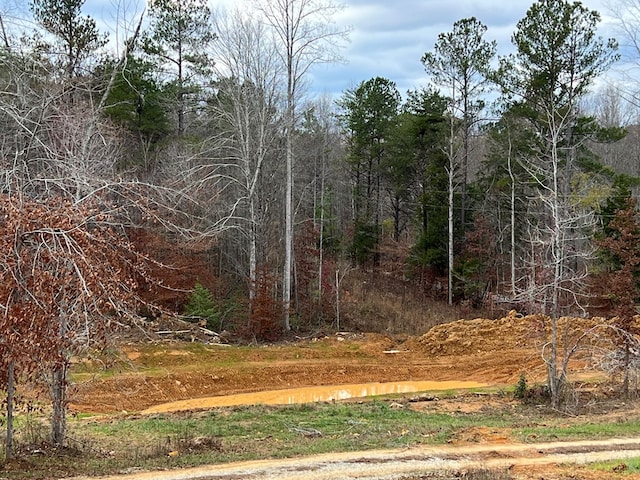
[70,341,372,382]
[69,344,254,381]
[85,400,511,452]
[591,457,640,474]
[515,419,640,442]
[3,394,640,479]
[70,337,386,389]
[1,397,513,478]
[84,400,506,467]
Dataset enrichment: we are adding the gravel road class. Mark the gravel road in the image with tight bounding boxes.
[70,437,640,480]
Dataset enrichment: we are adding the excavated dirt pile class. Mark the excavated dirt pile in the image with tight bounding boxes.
[415,312,546,355]
[417,311,613,352]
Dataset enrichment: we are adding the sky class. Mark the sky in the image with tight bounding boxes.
[308,0,619,99]
[2,0,625,100]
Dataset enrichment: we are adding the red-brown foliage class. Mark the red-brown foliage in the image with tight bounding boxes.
[597,199,640,326]
[293,222,336,326]
[127,228,221,314]
[596,198,640,394]
[247,266,283,341]
[0,194,146,444]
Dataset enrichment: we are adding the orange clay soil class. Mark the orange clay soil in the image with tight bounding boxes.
[63,313,640,480]
[70,312,611,414]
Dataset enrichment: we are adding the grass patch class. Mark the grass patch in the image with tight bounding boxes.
[516,419,640,442]
[70,341,372,383]
[0,397,513,478]
[2,394,640,479]
[69,343,257,381]
[84,400,511,455]
[591,457,640,474]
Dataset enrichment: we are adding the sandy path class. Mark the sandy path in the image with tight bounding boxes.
[71,437,640,480]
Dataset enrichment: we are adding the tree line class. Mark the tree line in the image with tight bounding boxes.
[1,0,640,452]
[339,0,640,407]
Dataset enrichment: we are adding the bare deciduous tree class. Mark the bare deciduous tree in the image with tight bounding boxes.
[252,0,348,330]
[496,0,618,408]
[0,5,207,452]
[209,7,284,308]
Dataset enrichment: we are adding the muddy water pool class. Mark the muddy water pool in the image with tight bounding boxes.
[142,380,486,414]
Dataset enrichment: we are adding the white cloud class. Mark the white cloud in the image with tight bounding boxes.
[74,0,627,101]
[312,0,622,100]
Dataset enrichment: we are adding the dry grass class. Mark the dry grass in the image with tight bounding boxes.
[340,269,492,336]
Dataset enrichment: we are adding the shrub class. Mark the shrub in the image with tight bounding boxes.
[184,283,220,331]
[514,373,528,399]
[249,268,283,341]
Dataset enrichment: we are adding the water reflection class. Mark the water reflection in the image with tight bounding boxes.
[142,380,486,414]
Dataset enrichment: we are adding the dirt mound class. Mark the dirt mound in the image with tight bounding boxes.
[413,312,539,356]
[412,311,605,357]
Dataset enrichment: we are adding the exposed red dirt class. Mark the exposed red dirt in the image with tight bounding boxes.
[71,312,611,414]
[65,313,640,480]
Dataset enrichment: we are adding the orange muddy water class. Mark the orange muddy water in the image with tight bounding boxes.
[141,380,487,413]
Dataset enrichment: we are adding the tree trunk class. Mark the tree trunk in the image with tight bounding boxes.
[507,135,516,297]
[284,116,293,331]
[51,362,68,447]
[447,96,456,306]
[623,334,631,398]
[283,29,294,331]
[249,198,257,306]
[548,316,560,409]
[177,30,185,137]
[335,269,340,331]
[448,161,454,306]
[0,12,10,50]
[461,98,469,231]
[317,153,326,315]
[5,360,15,460]
[548,139,563,410]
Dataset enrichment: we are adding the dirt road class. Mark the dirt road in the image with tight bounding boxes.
[72,437,640,479]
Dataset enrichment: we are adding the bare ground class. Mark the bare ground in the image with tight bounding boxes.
[71,312,562,414]
[64,313,640,479]
[70,438,640,480]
